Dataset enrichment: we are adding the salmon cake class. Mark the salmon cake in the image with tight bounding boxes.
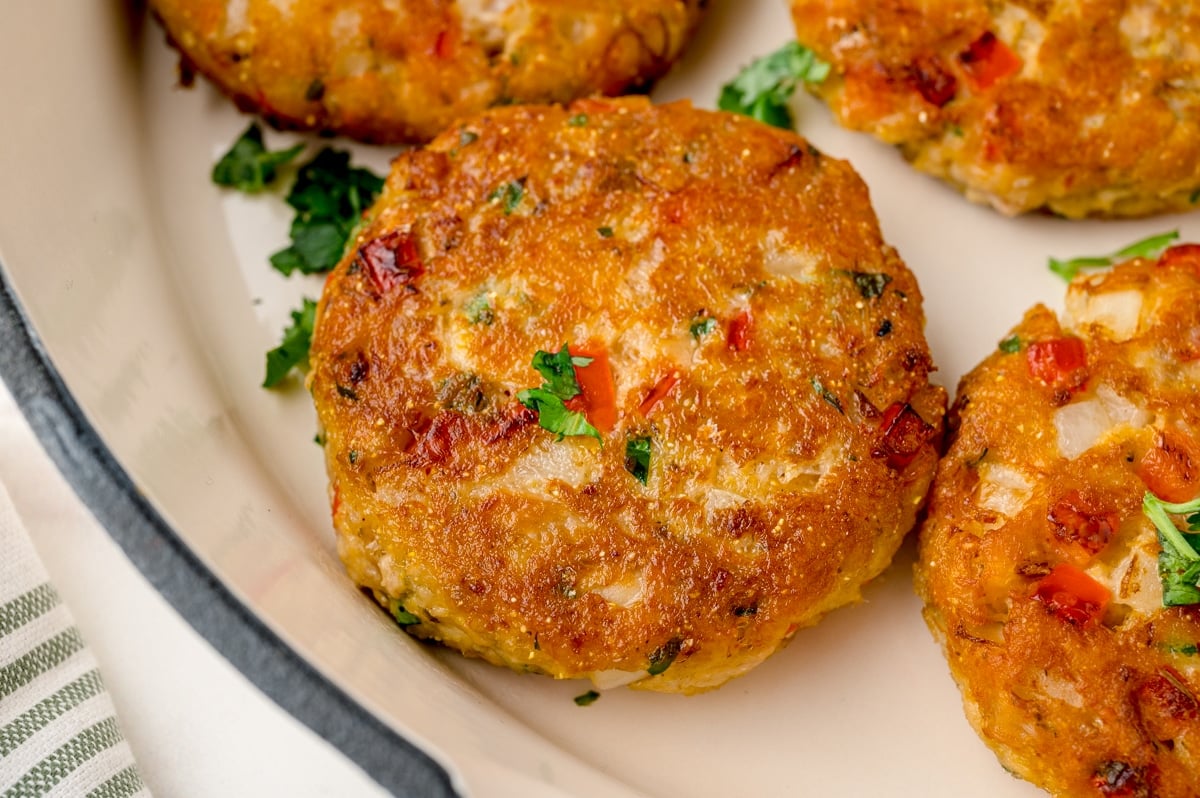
[149,0,706,144]
[789,1,1200,218]
[916,246,1200,794]
[309,98,946,693]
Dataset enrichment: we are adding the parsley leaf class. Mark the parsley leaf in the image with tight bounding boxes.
[392,605,421,626]
[465,292,495,325]
[263,298,317,388]
[212,123,304,193]
[998,334,1021,353]
[718,41,831,129]
[647,637,682,676]
[1049,230,1180,282]
[530,345,592,399]
[574,690,600,706]
[270,148,385,276]
[488,178,526,215]
[1143,491,1200,607]
[517,345,601,443]
[625,436,652,484]
[840,270,892,300]
[811,377,844,413]
[689,315,716,339]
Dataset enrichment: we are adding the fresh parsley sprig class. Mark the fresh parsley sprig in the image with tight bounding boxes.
[517,345,602,443]
[213,126,387,390]
[263,298,317,387]
[211,124,304,193]
[1049,230,1179,282]
[718,41,831,129]
[1143,491,1200,606]
[270,149,385,276]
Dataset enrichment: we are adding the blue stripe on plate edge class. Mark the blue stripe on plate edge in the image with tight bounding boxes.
[0,263,458,798]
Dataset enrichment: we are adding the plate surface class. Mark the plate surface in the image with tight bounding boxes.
[2,1,1198,796]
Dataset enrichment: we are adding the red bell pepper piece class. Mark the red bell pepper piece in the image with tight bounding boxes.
[639,370,681,417]
[1033,563,1111,626]
[959,32,1021,91]
[1026,337,1088,392]
[568,345,617,433]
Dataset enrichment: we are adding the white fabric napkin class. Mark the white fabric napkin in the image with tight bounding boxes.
[0,483,150,798]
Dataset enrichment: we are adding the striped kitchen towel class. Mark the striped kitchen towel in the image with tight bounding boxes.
[0,484,149,798]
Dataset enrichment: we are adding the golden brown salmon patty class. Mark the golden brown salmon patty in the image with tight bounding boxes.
[789,1,1200,218]
[916,248,1200,794]
[309,98,946,693]
[149,0,706,144]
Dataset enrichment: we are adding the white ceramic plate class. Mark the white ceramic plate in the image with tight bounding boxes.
[2,2,1198,796]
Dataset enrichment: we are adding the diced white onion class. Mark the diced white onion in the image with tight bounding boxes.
[1095,384,1151,429]
[494,439,598,491]
[588,669,646,690]
[1054,400,1112,460]
[1065,288,1143,341]
[1054,384,1150,460]
[977,463,1032,518]
[594,570,646,608]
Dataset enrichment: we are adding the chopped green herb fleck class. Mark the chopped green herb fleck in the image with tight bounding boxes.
[568,113,589,127]
[348,450,360,465]
[304,79,325,102]
[948,123,964,137]
[212,123,305,193]
[840,270,893,300]
[1049,231,1180,282]
[689,315,716,339]
[459,129,479,147]
[517,345,601,443]
[1142,491,1200,607]
[465,292,495,325]
[1162,642,1199,656]
[625,436,652,485]
[597,226,614,238]
[269,148,385,276]
[811,377,844,413]
[647,637,682,676]
[489,178,526,215]
[718,41,831,129]
[393,607,420,626]
[574,690,601,706]
[263,298,317,388]
[336,384,360,401]
[998,334,1021,353]
[876,319,893,337]
[1190,188,1200,204]
[313,432,325,446]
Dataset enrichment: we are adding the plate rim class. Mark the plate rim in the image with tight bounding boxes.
[0,262,459,798]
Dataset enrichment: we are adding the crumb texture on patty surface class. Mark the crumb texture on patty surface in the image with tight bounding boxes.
[790,0,1200,218]
[310,98,946,693]
[149,0,706,143]
[916,248,1200,794]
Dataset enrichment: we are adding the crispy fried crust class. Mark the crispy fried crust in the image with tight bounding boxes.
[789,1,1200,217]
[149,0,706,143]
[309,98,945,693]
[916,249,1200,794]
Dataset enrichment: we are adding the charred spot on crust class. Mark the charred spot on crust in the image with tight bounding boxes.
[874,402,935,469]
[1091,761,1159,797]
[907,56,957,108]
[356,230,425,295]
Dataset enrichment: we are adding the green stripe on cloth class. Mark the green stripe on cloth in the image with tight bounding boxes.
[2,716,124,798]
[0,669,106,756]
[0,584,60,637]
[0,629,86,699]
[85,764,145,798]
